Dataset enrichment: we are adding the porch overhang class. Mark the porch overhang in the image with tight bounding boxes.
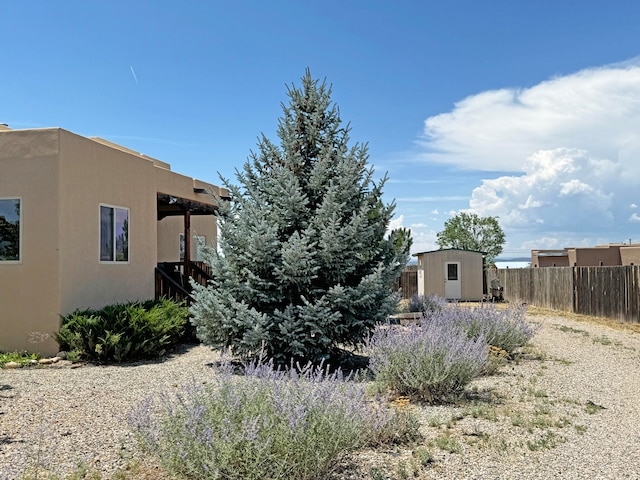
[156,193,218,220]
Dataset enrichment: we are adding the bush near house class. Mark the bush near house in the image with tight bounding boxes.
[55,298,188,363]
[408,294,447,315]
[0,351,41,368]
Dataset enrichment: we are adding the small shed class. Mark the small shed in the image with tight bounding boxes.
[414,248,485,301]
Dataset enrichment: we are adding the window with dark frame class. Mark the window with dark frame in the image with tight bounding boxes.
[447,263,458,281]
[100,205,129,262]
[0,198,20,262]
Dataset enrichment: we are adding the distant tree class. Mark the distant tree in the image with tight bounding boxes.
[0,215,19,260]
[190,70,412,364]
[436,212,505,265]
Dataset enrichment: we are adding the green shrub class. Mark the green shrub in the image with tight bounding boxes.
[55,298,188,363]
[0,351,40,367]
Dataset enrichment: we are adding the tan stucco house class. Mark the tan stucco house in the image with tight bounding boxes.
[531,244,640,267]
[0,126,226,356]
[414,248,485,301]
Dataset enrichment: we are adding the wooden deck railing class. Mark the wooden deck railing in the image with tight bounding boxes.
[155,261,214,305]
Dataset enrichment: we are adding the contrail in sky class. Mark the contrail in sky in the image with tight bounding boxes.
[130,65,139,85]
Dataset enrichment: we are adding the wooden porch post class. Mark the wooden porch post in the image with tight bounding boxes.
[184,210,191,285]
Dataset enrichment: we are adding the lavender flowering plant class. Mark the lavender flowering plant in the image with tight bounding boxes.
[366,321,488,402]
[424,302,536,355]
[128,357,418,480]
[408,294,447,315]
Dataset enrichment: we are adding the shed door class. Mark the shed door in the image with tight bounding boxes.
[444,262,461,300]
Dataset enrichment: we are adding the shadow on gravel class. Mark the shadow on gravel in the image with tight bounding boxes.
[0,433,24,445]
[205,348,372,378]
[0,384,14,400]
[87,341,204,368]
[466,389,506,405]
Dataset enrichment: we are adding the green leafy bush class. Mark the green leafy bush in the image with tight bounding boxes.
[55,298,188,363]
[0,351,40,367]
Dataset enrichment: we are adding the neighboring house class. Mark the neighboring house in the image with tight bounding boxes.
[0,126,227,356]
[531,244,640,267]
[414,248,485,301]
[530,249,570,267]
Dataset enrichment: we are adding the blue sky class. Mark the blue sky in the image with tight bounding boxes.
[3,1,640,259]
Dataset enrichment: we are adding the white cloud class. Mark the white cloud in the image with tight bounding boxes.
[421,61,640,181]
[469,148,616,231]
[387,215,438,254]
[431,209,439,215]
[388,214,405,232]
[558,179,592,196]
[417,60,640,254]
[410,228,438,254]
[520,236,563,251]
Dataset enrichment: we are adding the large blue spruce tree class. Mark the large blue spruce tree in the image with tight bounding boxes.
[190,70,411,364]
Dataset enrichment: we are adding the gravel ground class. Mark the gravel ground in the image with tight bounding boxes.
[406,312,640,480]
[2,311,640,479]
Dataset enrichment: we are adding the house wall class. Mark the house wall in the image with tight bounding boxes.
[418,250,484,301]
[56,130,159,317]
[531,250,570,267]
[0,129,61,355]
[155,167,223,204]
[420,253,444,297]
[157,215,217,262]
[1,128,222,356]
[567,246,622,266]
[620,246,640,265]
[538,256,569,267]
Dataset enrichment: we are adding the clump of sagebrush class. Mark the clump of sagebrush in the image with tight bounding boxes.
[128,359,419,480]
[190,70,411,365]
[366,321,488,402]
[424,302,535,355]
[408,294,447,315]
[55,298,188,363]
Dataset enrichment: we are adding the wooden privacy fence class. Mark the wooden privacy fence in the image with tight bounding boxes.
[495,266,640,323]
[396,265,418,299]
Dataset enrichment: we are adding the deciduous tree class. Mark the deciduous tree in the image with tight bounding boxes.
[436,212,505,265]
